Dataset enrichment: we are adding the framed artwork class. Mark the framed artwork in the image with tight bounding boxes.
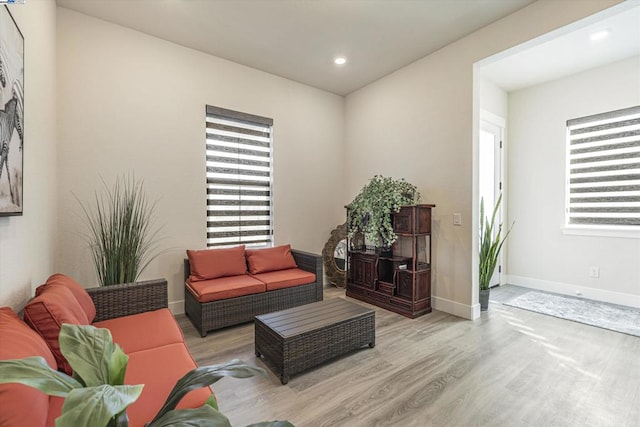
[0,5,24,216]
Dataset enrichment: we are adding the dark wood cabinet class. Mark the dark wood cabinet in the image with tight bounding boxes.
[346,204,435,318]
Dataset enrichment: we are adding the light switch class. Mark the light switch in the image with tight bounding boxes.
[453,213,462,226]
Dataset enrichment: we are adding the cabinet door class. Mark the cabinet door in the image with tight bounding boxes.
[361,256,377,289]
[416,206,432,234]
[351,254,377,289]
[396,271,413,299]
[393,207,414,234]
[415,270,431,300]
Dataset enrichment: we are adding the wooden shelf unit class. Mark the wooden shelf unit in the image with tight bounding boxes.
[346,204,435,318]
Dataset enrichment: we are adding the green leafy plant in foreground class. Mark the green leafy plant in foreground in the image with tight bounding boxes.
[347,175,420,247]
[76,174,162,286]
[0,324,293,427]
[479,194,513,291]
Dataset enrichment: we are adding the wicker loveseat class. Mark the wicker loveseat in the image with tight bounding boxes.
[0,275,210,427]
[184,245,323,337]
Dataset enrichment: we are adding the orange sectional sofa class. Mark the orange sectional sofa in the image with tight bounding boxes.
[0,275,210,427]
[184,245,323,336]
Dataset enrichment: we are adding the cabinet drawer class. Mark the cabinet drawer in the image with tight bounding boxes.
[378,281,395,296]
[389,297,412,310]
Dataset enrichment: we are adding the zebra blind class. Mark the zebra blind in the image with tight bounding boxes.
[205,105,273,247]
[567,105,640,227]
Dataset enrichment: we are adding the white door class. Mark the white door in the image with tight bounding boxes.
[479,114,504,287]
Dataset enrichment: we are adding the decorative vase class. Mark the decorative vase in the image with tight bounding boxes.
[479,289,490,311]
[377,246,393,257]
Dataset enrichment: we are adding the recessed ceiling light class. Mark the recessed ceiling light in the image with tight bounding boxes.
[590,29,610,41]
[334,57,347,65]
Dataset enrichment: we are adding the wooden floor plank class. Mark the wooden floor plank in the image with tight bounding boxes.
[178,286,640,426]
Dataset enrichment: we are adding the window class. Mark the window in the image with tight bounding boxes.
[205,105,273,248]
[566,105,640,228]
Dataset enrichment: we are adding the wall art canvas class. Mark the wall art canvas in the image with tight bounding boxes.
[0,5,24,216]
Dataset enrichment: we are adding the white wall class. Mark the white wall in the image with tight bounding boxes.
[507,56,640,307]
[0,0,57,310]
[56,8,345,311]
[344,0,622,319]
[480,78,509,120]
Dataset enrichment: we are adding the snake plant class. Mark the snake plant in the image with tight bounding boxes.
[479,194,513,291]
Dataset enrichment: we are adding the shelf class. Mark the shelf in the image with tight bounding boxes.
[379,256,411,262]
[346,204,434,318]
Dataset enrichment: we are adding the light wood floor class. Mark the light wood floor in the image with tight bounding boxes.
[177,286,640,427]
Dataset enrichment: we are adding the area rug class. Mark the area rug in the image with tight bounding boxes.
[503,291,640,337]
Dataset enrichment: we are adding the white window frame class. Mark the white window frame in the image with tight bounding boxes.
[563,105,640,239]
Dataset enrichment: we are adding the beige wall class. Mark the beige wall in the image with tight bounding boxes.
[344,0,621,318]
[56,8,345,311]
[507,56,640,307]
[0,0,57,310]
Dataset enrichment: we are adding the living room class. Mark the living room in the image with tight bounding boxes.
[1,0,639,425]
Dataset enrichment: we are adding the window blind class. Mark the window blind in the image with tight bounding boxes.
[205,105,273,247]
[567,105,640,227]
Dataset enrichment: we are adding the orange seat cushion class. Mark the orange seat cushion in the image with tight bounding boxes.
[252,268,316,291]
[245,244,297,274]
[37,273,97,323]
[94,309,184,354]
[186,275,266,303]
[0,307,57,427]
[124,343,213,427]
[187,245,247,281]
[23,286,90,374]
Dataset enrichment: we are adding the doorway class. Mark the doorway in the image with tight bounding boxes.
[479,111,505,287]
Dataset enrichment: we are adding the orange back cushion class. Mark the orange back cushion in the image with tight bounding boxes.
[0,307,57,427]
[36,274,96,323]
[187,245,247,281]
[246,244,297,274]
[23,286,90,375]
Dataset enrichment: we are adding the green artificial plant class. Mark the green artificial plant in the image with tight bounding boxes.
[76,175,162,286]
[479,194,513,291]
[347,175,420,247]
[0,324,292,427]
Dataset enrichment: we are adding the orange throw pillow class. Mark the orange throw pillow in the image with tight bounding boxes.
[245,244,297,274]
[23,286,90,374]
[0,307,57,427]
[187,245,247,282]
[36,274,97,323]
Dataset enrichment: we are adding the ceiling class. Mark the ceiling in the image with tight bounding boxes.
[56,0,535,96]
[481,3,640,92]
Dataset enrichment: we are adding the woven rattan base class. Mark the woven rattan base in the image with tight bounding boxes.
[184,249,323,337]
[255,298,375,384]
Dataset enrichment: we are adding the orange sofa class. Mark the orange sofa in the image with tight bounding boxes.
[184,245,323,336]
[0,275,211,427]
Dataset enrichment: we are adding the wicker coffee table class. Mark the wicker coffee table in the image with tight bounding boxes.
[254,298,375,384]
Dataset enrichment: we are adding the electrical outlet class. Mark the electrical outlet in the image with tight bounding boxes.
[589,267,600,278]
[453,213,462,226]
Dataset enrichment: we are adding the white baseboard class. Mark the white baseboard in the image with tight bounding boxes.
[169,300,185,315]
[433,296,479,320]
[505,275,640,309]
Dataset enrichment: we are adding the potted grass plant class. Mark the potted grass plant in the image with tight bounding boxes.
[479,193,512,311]
[0,324,292,427]
[76,175,162,286]
[347,175,420,248]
